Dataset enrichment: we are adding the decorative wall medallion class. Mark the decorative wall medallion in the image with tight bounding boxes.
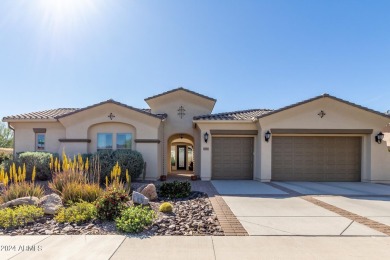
[177,106,186,119]
[108,113,115,120]
[318,110,326,118]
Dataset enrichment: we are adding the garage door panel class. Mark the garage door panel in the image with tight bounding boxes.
[272,136,361,181]
[212,137,253,180]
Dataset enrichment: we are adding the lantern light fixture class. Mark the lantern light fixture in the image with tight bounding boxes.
[375,132,385,144]
[265,130,271,142]
[204,132,209,143]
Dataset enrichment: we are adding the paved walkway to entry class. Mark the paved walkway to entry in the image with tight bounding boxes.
[212,181,390,236]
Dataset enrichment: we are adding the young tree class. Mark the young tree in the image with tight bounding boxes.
[0,122,13,148]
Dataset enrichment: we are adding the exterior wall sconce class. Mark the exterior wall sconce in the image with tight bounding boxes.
[204,132,209,143]
[375,132,385,144]
[264,130,271,142]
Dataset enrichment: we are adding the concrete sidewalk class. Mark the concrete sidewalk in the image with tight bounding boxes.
[1,235,390,260]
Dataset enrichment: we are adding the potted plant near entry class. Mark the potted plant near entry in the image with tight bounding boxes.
[191,174,197,181]
[160,175,167,181]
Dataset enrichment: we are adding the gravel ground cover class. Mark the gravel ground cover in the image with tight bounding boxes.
[0,183,223,236]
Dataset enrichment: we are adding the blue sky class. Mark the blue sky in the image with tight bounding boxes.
[1,0,389,120]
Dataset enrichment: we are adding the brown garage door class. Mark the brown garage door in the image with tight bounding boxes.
[272,136,361,181]
[212,137,254,179]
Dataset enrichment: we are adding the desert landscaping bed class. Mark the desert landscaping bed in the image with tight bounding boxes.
[0,190,223,236]
[0,151,223,236]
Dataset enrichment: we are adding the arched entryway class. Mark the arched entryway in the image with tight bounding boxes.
[167,133,194,179]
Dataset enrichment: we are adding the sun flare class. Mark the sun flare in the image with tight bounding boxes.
[36,0,100,58]
[39,0,96,19]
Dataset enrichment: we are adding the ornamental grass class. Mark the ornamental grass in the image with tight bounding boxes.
[61,182,103,205]
[105,162,131,194]
[0,163,44,202]
[48,152,104,204]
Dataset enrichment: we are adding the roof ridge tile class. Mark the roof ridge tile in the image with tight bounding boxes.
[144,87,216,102]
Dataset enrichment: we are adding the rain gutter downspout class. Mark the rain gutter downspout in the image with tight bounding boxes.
[7,123,15,158]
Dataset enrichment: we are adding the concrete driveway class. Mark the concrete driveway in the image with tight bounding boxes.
[211,181,390,236]
[274,182,390,195]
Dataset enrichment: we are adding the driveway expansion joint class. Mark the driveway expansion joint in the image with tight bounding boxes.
[267,182,390,236]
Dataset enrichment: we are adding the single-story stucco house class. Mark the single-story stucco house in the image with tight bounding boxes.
[3,87,390,183]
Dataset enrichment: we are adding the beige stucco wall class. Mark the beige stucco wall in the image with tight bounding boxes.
[10,121,65,154]
[194,127,202,176]
[57,103,162,180]
[195,122,258,181]
[384,132,390,148]
[7,94,389,183]
[147,91,214,176]
[257,97,390,183]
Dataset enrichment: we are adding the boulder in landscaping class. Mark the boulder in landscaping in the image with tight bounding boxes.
[39,193,63,215]
[132,191,149,205]
[139,184,158,201]
[136,184,147,193]
[0,196,39,209]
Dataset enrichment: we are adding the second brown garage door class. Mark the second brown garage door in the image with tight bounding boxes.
[272,136,361,181]
[212,137,253,179]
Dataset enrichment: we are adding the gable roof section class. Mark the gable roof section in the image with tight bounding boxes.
[144,87,216,102]
[257,93,390,119]
[194,109,272,121]
[3,108,79,121]
[56,99,167,120]
[3,100,167,122]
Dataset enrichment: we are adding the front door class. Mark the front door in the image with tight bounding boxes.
[177,145,187,170]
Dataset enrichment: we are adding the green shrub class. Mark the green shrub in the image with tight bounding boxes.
[95,188,130,221]
[55,202,96,224]
[158,181,191,199]
[0,151,12,165]
[1,182,44,202]
[115,205,156,233]
[61,182,103,205]
[0,205,44,229]
[159,202,173,213]
[96,150,144,184]
[18,152,59,181]
[1,159,21,175]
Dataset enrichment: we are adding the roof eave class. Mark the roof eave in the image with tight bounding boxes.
[256,94,390,120]
[55,100,163,120]
[193,119,256,123]
[2,118,58,123]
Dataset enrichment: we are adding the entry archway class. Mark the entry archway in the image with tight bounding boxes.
[167,133,195,178]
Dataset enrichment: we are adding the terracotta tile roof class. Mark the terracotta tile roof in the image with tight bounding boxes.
[256,93,390,119]
[193,109,273,121]
[3,101,168,121]
[144,87,216,102]
[3,108,79,120]
[54,99,166,120]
